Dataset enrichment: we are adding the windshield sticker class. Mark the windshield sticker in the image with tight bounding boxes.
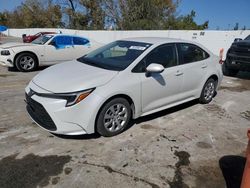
[129,46,147,50]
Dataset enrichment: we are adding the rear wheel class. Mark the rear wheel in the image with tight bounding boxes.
[15,53,38,72]
[96,98,131,137]
[199,78,217,104]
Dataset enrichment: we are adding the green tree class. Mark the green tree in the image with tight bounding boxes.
[165,10,208,30]
[80,0,105,30]
[0,0,209,30]
[0,0,63,28]
[0,12,8,26]
[104,0,179,30]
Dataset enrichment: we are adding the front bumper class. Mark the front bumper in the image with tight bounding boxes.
[25,81,104,135]
[0,56,14,67]
[0,50,15,67]
[226,53,250,71]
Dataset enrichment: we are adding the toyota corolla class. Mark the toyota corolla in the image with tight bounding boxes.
[25,37,223,137]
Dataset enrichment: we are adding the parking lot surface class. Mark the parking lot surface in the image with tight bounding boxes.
[0,38,250,188]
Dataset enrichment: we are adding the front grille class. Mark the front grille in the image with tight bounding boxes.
[26,93,57,131]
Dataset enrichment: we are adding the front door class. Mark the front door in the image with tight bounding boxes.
[135,44,184,113]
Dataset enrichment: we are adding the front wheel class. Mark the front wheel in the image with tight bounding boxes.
[15,53,38,72]
[199,78,217,104]
[96,98,132,137]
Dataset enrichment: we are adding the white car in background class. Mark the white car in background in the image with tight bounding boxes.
[0,34,93,72]
[25,37,223,137]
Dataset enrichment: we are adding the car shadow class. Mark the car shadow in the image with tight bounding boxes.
[128,99,199,129]
[51,132,101,140]
[8,65,50,72]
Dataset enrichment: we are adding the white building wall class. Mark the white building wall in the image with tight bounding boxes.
[3,29,250,59]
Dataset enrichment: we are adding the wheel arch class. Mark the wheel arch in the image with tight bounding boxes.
[199,74,219,97]
[14,51,39,67]
[94,94,136,132]
[207,74,219,83]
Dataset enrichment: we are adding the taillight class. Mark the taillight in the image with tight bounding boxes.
[219,48,224,64]
[219,60,224,64]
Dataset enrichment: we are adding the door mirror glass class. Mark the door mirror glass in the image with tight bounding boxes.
[146,63,164,73]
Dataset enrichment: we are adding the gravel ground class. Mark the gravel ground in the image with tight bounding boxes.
[0,38,250,188]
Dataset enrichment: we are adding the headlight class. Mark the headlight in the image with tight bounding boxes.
[36,88,95,107]
[1,50,10,56]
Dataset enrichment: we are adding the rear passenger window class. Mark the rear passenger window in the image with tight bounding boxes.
[178,43,209,64]
[133,44,177,72]
[73,37,89,45]
[55,36,73,45]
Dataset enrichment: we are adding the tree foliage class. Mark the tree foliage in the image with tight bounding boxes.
[0,0,63,28]
[0,0,209,30]
[165,10,209,30]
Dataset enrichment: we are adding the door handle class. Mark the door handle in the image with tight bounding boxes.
[175,71,183,76]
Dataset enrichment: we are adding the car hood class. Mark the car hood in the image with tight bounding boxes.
[32,60,118,93]
[0,42,36,49]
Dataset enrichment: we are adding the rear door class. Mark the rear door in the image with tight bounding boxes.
[176,43,210,98]
[72,37,91,58]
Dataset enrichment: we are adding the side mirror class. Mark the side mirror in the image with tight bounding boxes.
[146,63,164,74]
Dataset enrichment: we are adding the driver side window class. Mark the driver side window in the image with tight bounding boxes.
[132,44,177,73]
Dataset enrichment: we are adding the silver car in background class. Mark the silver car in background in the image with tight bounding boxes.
[25,37,223,137]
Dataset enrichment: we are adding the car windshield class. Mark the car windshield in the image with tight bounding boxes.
[32,35,53,45]
[245,35,250,41]
[77,40,152,71]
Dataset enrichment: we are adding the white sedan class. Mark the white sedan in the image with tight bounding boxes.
[25,37,223,137]
[0,34,93,72]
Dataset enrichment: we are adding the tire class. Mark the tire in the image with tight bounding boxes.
[222,61,239,77]
[15,53,38,72]
[199,78,217,104]
[96,98,132,137]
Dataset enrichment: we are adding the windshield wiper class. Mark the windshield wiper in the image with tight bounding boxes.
[77,57,106,69]
[78,57,122,71]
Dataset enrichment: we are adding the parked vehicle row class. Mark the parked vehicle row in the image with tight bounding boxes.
[25,37,223,137]
[0,34,93,72]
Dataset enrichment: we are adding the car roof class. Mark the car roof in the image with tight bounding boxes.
[121,37,189,45]
[51,34,87,38]
[121,37,213,55]
[41,32,56,34]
